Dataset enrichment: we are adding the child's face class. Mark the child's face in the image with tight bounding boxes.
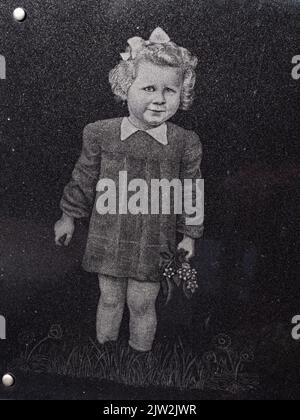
[126,60,183,130]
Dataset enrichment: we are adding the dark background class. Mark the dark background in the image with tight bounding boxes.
[0,0,299,399]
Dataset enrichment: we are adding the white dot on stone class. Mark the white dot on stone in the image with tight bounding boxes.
[13,8,26,22]
[2,374,15,387]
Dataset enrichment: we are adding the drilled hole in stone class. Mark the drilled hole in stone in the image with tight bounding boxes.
[13,7,27,22]
[2,373,15,387]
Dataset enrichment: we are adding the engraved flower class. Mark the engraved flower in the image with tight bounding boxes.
[240,350,254,362]
[202,351,217,363]
[48,324,63,340]
[213,334,232,350]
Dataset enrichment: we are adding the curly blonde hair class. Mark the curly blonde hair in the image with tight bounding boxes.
[109,41,198,111]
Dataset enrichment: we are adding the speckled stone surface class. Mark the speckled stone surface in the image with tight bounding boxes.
[0,0,299,225]
[0,0,299,400]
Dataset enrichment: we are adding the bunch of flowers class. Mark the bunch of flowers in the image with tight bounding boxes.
[161,249,199,305]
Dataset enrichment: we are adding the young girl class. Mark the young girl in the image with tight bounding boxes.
[54,28,204,353]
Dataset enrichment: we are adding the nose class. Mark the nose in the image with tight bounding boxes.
[153,91,166,105]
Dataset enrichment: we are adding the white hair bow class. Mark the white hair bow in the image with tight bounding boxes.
[120,27,171,61]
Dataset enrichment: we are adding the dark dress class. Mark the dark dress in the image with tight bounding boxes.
[60,118,204,283]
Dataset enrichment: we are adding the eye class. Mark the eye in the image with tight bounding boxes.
[143,86,155,92]
[166,88,177,94]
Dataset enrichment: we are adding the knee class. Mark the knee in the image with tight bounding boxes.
[127,293,154,317]
[100,292,121,310]
[99,277,126,310]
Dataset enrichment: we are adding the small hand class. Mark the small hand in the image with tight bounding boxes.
[54,214,75,247]
[177,236,195,261]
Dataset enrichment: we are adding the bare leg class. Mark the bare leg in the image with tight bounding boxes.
[127,279,161,352]
[97,275,127,344]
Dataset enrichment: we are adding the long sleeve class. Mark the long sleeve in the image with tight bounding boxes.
[177,132,204,239]
[60,123,101,219]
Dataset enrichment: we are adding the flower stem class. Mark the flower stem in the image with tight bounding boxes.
[226,349,235,372]
[27,337,49,361]
[235,359,243,381]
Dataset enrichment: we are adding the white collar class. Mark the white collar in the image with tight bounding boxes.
[120,117,168,146]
